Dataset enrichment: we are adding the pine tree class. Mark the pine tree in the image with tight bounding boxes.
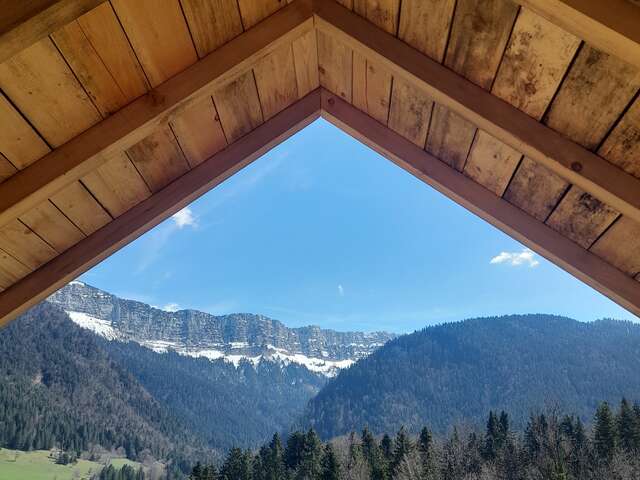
[285,431,307,471]
[361,426,387,480]
[418,427,435,480]
[391,426,413,476]
[320,444,341,480]
[594,402,617,462]
[220,447,253,480]
[617,398,639,453]
[381,434,393,462]
[264,433,285,480]
[483,411,500,461]
[297,429,323,480]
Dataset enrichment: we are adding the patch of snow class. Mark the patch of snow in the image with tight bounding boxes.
[184,349,225,361]
[268,351,354,377]
[66,311,117,340]
[229,341,249,349]
[68,280,85,287]
[142,340,181,353]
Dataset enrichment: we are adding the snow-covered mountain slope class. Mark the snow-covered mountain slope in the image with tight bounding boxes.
[48,282,395,377]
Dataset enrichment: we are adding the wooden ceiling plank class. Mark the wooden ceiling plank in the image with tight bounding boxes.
[253,43,299,120]
[512,0,640,70]
[111,0,198,88]
[126,126,191,193]
[180,0,244,57]
[170,97,228,168]
[317,30,352,102]
[0,93,50,170]
[50,181,112,236]
[0,89,321,326]
[464,130,523,197]
[0,248,31,290]
[0,153,18,183]
[238,0,286,29]
[0,0,106,64]
[0,219,57,270]
[0,38,101,148]
[20,201,85,253]
[0,1,314,230]
[387,77,433,147]
[397,0,455,63]
[543,45,640,151]
[292,30,320,97]
[352,54,392,125]
[591,216,640,277]
[320,89,640,317]
[353,0,400,34]
[313,0,640,225]
[213,70,265,143]
[425,105,476,172]
[598,97,640,179]
[82,152,152,218]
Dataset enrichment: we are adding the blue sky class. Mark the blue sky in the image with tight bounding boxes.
[80,119,637,333]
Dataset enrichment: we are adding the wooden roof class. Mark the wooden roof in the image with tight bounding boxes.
[0,0,639,324]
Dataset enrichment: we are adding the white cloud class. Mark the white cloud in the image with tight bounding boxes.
[337,284,344,297]
[171,207,197,229]
[162,303,180,312]
[490,248,540,268]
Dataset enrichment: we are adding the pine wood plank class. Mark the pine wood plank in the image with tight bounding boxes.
[0,0,106,63]
[591,216,640,277]
[253,43,299,120]
[425,105,476,172]
[0,248,30,290]
[0,154,17,182]
[20,201,85,253]
[50,181,112,235]
[111,0,197,87]
[0,219,57,269]
[317,30,352,102]
[599,97,640,178]
[180,0,243,57]
[0,94,50,169]
[126,126,191,192]
[464,130,523,196]
[292,30,319,97]
[387,77,433,147]
[0,89,321,326]
[546,187,619,249]
[543,46,640,150]
[397,0,455,62]
[237,0,285,29]
[444,0,519,89]
[82,152,152,217]
[0,38,101,147]
[320,89,640,317]
[213,71,265,142]
[352,53,392,124]
[512,0,640,70]
[503,157,568,222]
[492,8,581,120]
[353,0,400,34]
[170,97,228,167]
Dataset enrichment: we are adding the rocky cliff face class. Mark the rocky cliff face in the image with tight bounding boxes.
[48,282,395,376]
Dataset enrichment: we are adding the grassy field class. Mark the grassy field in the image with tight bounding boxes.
[0,448,141,480]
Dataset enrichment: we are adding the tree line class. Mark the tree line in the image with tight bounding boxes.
[191,398,640,480]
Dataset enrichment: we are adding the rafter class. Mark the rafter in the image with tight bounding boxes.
[313,0,640,226]
[320,90,640,317]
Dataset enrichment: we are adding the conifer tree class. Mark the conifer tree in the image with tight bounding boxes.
[381,434,393,462]
[594,402,617,462]
[297,429,323,480]
[320,444,341,480]
[220,447,253,480]
[617,398,639,453]
[392,426,413,476]
[361,426,387,480]
[418,427,436,480]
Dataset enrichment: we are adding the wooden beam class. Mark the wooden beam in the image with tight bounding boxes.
[512,0,640,70]
[320,89,640,317]
[0,0,313,230]
[0,0,107,63]
[313,0,640,226]
[0,89,321,327]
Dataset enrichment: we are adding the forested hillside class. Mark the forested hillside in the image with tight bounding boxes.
[302,314,640,438]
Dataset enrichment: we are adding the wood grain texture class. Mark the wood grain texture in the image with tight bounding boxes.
[0,94,50,169]
[0,89,321,326]
[492,8,581,120]
[320,89,640,317]
[0,154,18,182]
[464,130,522,196]
[0,248,30,290]
[353,0,400,34]
[0,0,106,63]
[170,97,227,167]
[213,71,264,142]
[180,0,243,57]
[0,219,56,270]
[292,30,320,97]
[387,77,433,147]
[543,46,640,150]
[20,201,85,253]
[503,156,568,221]
[599,97,640,178]
[0,38,101,147]
[352,53,392,124]
[238,0,285,29]
[82,152,152,217]
[397,0,455,62]
[546,187,619,248]
[253,43,299,119]
[444,0,519,89]
[317,30,352,101]
[425,104,476,171]
[591,216,640,276]
[126,126,191,192]
[50,181,112,235]
[111,0,198,87]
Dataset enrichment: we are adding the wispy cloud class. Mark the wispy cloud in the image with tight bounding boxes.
[337,284,344,297]
[162,303,180,312]
[490,248,540,268]
[172,207,197,229]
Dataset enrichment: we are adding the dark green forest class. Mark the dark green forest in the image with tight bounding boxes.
[193,399,640,480]
[302,314,640,438]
